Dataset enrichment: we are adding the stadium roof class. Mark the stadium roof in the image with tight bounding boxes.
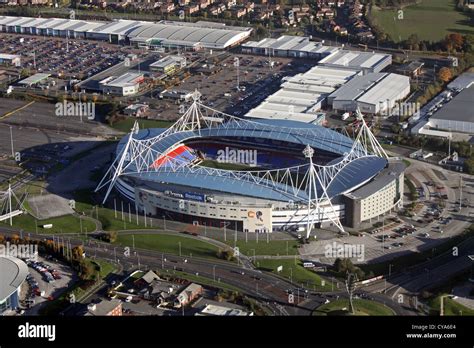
[344,160,405,199]
[0,257,28,302]
[431,85,474,123]
[119,118,387,202]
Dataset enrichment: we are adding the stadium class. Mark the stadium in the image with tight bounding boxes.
[97,92,405,236]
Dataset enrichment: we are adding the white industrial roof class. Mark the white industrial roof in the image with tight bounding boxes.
[0,16,251,48]
[329,73,386,101]
[319,50,391,70]
[0,53,20,59]
[18,73,51,85]
[357,73,410,105]
[127,21,251,49]
[242,35,339,56]
[102,72,143,88]
[246,66,358,123]
[150,55,185,69]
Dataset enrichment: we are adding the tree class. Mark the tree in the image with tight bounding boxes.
[438,67,453,82]
[465,157,474,175]
[72,245,85,261]
[255,24,269,39]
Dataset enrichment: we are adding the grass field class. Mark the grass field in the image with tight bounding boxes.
[1,213,96,234]
[313,298,395,316]
[114,233,220,259]
[224,239,300,256]
[256,259,331,291]
[371,0,474,42]
[429,295,474,315]
[111,118,173,133]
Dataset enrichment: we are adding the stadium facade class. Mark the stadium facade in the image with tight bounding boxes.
[97,93,404,236]
[0,257,28,314]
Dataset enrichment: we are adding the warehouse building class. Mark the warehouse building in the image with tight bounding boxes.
[241,35,338,59]
[100,72,144,96]
[0,257,28,315]
[0,53,21,67]
[328,73,410,114]
[318,50,392,74]
[246,66,359,123]
[0,16,252,49]
[150,55,187,75]
[429,85,474,134]
[126,21,252,50]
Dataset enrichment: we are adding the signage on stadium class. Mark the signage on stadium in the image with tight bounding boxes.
[164,190,184,199]
[184,192,205,202]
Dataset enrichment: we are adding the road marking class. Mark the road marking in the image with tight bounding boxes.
[0,100,35,120]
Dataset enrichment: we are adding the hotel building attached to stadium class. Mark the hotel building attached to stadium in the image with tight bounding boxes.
[97,94,405,236]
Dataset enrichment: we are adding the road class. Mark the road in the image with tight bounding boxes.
[0,226,409,316]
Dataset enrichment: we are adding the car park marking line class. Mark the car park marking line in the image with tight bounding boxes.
[0,100,35,120]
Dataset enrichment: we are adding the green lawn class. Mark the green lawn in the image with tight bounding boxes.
[371,0,474,42]
[114,233,220,259]
[429,295,474,316]
[225,239,300,256]
[1,213,96,234]
[92,259,116,279]
[256,259,331,291]
[313,299,395,316]
[111,118,173,133]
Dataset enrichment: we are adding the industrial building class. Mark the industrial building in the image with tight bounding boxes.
[0,16,252,49]
[0,257,28,315]
[328,73,410,114]
[150,55,187,75]
[429,85,474,134]
[127,21,252,50]
[241,35,338,59]
[246,66,360,123]
[17,73,51,87]
[0,53,21,67]
[318,49,392,74]
[100,72,144,96]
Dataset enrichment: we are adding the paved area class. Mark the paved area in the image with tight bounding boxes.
[22,256,76,315]
[28,193,74,219]
[300,158,473,265]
